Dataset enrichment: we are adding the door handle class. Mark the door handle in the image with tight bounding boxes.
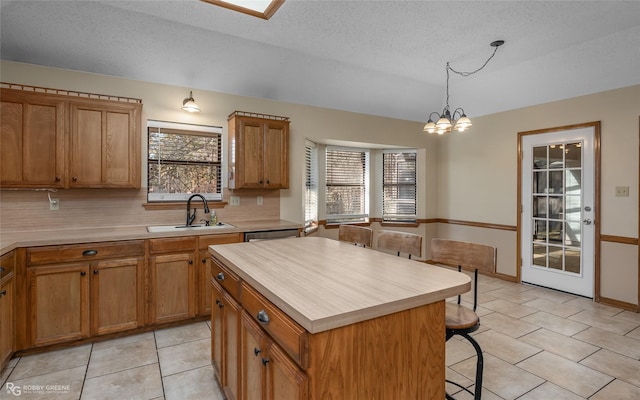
[582,218,592,225]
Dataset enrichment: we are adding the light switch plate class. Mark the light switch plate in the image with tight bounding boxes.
[257,196,263,205]
[49,198,60,211]
[230,196,240,206]
[615,186,629,197]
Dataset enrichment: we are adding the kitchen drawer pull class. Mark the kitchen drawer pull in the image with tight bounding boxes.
[262,358,270,366]
[82,250,98,257]
[256,309,270,324]
[254,348,261,356]
[201,258,207,264]
[216,272,225,281]
[80,271,86,276]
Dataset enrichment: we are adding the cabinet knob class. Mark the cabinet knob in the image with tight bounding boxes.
[188,260,193,265]
[93,270,99,275]
[218,303,224,309]
[55,176,61,182]
[80,271,86,276]
[0,290,6,297]
[266,179,270,184]
[216,272,225,281]
[254,348,261,356]
[82,250,98,257]
[202,258,207,264]
[0,267,4,273]
[215,299,221,305]
[72,176,78,182]
[262,358,270,366]
[256,309,270,324]
[259,180,263,184]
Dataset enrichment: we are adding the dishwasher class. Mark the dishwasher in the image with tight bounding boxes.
[244,228,299,241]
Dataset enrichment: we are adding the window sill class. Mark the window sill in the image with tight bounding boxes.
[142,201,228,211]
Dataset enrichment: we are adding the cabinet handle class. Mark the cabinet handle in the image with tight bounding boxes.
[259,180,263,184]
[218,303,224,309]
[256,309,270,324]
[55,176,61,182]
[0,290,6,297]
[266,179,270,184]
[82,250,98,257]
[216,272,225,281]
[93,270,99,275]
[72,176,78,182]
[262,358,270,366]
[80,271,86,276]
[0,267,4,273]
[215,299,221,305]
[254,348,261,356]
[202,258,207,264]
[188,260,193,264]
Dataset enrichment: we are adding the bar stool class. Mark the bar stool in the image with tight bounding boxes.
[377,230,422,259]
[338,224,373,247]
[430,238,496,400]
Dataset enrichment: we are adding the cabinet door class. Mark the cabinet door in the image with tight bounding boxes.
[237,118,265,188]
[199,233,243,316]
[149,253,196,324]
[91,257,145,335]
[263,120,289,189]
[69,101,140,188]
[241,312,267,400]
[223,290,242,400]
[0,275,14,367]
[28,264,90,347]
[0,90,65,188]
[265,341,308,400]
[211,279,224,381]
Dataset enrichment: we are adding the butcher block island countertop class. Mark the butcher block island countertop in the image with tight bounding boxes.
[209,236,471,399]
[210,236,470,333]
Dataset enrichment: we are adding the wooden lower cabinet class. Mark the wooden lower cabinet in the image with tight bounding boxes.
[0,271,15,368]
[28,263,91,346]
[149,252,196,324]
[211,278,242,400]
[241,312,307,400]
[26,241,145,348]
[198,233,243,316]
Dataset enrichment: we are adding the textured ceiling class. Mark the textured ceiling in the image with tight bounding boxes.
[1,0,639,122]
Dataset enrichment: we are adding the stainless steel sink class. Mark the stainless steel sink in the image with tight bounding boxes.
[147,222,236,233]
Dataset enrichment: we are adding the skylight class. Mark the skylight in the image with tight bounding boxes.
[201,0,285,20]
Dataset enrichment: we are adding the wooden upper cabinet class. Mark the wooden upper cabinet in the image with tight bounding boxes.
[69,100,141,188]
[228,111,289,189]
[0,86,142,189]
[0,89,66,188]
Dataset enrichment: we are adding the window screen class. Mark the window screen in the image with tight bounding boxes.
[383,150,417,222]
[326,147,369,223]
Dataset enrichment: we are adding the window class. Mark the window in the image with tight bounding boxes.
[304,141,318,228]
[325,147,369,223]
[147,120,222,202]
[383,150,417,222]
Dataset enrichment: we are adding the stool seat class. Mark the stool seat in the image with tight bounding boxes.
[445,302,479,331]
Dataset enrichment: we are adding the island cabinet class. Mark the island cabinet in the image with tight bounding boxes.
[25,240,145,347]
[0,86,142,189]
[197,233,243,316]
[228,111,289,190]
[210,257,242,400]
[148,236,197,324]
[209,237,472,400]
[0,251,15,369]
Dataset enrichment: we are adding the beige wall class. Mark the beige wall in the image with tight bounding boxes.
[1,61,638,307]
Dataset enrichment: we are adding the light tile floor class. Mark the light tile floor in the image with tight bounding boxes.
[1,271,639,399]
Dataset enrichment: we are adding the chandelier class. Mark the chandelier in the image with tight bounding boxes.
[423,40,505,135]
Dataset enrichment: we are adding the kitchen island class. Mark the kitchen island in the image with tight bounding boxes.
[209,236,471,400]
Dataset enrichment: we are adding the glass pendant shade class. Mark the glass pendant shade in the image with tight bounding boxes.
[454,115,472,132]
[181,91,201,113]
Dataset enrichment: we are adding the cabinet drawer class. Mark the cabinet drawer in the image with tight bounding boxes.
[241,282,308,368]
[149,236,197,254]
[198,233,243,250]
[211,257,241,301]
[0,251,15,279]
[27,240,144,265]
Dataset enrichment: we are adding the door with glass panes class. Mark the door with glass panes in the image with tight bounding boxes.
[520,124,597,298]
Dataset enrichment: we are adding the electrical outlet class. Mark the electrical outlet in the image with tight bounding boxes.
[49,198,60,211]
[615,186,629,197]
[230,196,240,206]
[257,196,263,205]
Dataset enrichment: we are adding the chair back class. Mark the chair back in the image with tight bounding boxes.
[338,225,373,247]
[377,230,422,259]
[430,239,496,275]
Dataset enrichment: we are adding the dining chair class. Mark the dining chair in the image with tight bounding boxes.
[377,230,422,259]
[430,238,496,400]
[337,224,373,248]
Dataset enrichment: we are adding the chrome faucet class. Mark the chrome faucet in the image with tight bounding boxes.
[186,194,210,226]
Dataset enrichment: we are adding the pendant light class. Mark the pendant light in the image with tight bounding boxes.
[181,91,201,113]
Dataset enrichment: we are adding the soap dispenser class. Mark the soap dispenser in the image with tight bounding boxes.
[210,210,217,225]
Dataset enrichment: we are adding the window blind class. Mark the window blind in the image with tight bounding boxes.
[326,147,369,223]
[304,141,318,227]
[383,151,417,222]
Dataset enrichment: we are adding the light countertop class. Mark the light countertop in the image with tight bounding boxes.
[0,219,301,254]
[209,236,471,333]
